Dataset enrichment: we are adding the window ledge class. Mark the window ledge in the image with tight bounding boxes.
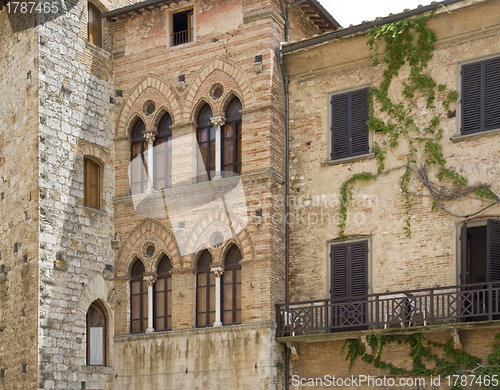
[85,41,112,58]
[322,152,376,167]
[451,128,500,142]
[83,366,113,375]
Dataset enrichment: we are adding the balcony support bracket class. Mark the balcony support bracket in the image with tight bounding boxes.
[450,328,462,350]
[286,342,299,360]
[360,336,373,355]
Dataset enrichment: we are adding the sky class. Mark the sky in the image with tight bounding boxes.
[318,0,435,27]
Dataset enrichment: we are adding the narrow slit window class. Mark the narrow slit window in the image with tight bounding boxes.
[84,158,100,209]
[88,3,102,48]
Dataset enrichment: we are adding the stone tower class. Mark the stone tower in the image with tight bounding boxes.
[0,0,338,389]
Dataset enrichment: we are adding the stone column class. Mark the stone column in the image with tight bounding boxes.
[211,266,224,327]
[210,116,225,180]
[144,275,157,333]
[144,132,155,192]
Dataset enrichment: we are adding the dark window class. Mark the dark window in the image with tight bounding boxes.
[172,9,193,46]
[461,56,500,135]
[154,114,173,190]
[222,246,242,325]
[130,119,148,195]
[84,158,100,209]
[87,302,106,366]
[88,3,102,48]
[196,251,215,327]
[154,255,172,331]
[330,240,368,331]
[459,219,500,285]
[222,98,242,177]
[130,260,148,333]
[197,105,215,182]
[330,88,369,160]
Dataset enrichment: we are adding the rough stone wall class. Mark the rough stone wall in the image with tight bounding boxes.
[0,10,39,390]
[35,0,131,387]
[284,0,500,303]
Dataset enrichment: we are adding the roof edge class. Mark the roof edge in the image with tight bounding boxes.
[281,0,464,54]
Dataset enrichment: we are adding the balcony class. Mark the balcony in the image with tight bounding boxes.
[276,282,500,338]
[172,29,193,46]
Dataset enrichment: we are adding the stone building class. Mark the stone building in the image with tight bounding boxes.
[0,0,340,389]
[279,0,500,388]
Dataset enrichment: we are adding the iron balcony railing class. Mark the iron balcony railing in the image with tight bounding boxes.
[172,29,193,46]
[276,281,500,337]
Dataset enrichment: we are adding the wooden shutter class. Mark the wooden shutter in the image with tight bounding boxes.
[488,219,500,282]
[331,244,348,299]
[461,62,482,135]
[459,222,468,285]
[331,241,367,299]
[484,57,500,131]
[331,93,349,160]
[350,241,368,297]
[331,89,369,160]
[351,89,369,156]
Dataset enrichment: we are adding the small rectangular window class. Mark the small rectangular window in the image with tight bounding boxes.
[461,56,500,135]
[84,158,100,209]
[88,3,102,48]
[172,9,193,46]
[330,88,369,160]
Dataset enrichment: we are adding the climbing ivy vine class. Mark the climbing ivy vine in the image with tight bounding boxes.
[337,9,499,240]
[342,333,500,390]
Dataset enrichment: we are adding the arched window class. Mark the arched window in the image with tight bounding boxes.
[130,260,147,333]
[154,113,173,190]
[154,255,172,331]
[130,119,148,195]
[84,157,100,209]
[87,301,106,366]
[222,98,242,177]
[222,246,242,325]
[197,104,215,182]
[196,251,215,327]
[88,2,102,48]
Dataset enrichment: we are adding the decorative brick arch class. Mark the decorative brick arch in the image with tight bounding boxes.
[184,208,254,262]
[118,219,181,272]
[183,56,255,120]
[76,141,111,165]
[117,74,181,137]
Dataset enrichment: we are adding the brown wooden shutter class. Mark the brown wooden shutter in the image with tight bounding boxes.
[331,93,349,160]
[487,219,500,282]
[461,62,482,135]
[350,241,368,297]
[459,222,468,285]
[331,241,367,299]
[484,57,500,131]
[350,89,369,156]
[331,244,348,299]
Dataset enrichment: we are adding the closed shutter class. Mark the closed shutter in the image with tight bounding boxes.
[331,89,369,160]
[331,94,349,160]
[350,241,368,297]
[485,57,500,131]
[351,89,369,156]
[462,63,482,135]
[331,244,348,299]
[488,219,500,282]
[459,222,468,285]
[88,3,102,48]
[330,241,368,299]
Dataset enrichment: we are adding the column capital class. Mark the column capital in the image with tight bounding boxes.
[144,132,156,143]
[210,116,226,128]
[143,274,157,286]
[211,266,224,277]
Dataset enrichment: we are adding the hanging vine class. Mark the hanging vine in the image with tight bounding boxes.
[337,9,499,240]
[342,333,500,390]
